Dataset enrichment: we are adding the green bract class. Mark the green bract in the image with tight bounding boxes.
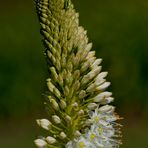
[34,0,122,147]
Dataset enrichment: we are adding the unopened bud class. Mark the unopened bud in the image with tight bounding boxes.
[86,83,96,92]
[36,119,51,130]
[79,90,87,99]
[81,62,89,73]
[72,102,78,108]
[73,70,80,80]
[60,99,67,109]
[93,92,112,103]
[47,79,54,92]
[100,97,114,105]
[50,99,59,110]
[74,80,80,91]
[64,86,69,96]
[75,130,81,137]
[96,82,111,91]
[78,109,84,116]
[34,139,47,147]
[58,74,63,86]
[52,115,61,124]
[88,103,97,110]
[59,132,67,139]
[99,105,115,113]
[50,67,58,81]
[91,59,102,69]
[46,136,56,144]
[65,115,72,124]
[53,88,61,98]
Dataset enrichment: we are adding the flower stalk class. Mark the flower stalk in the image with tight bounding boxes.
[34,0,122,147]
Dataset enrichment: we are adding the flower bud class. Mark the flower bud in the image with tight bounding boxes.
[78,109,84,116]
[50,67,58,81]
[46,136,56,144]
[72,102,78,108]
[87,103,97,110]
[65,115,72,124]
[34,139,47,147]
[73,80,80,91]
[53,88,61,98]
[36,119,51,130]
[64,85,69,96]
[52,115,61,124]
[91,59,102,69]
[50,99,59,111]
[81,62,90,73]
[96,82,111,91]
[99,105,115,113]
[79,90,87,99]
[75,130,82,137]
[47,79,54,92]
[86,83,96,92]
[102,97,114,104]
[60,99,67,109]
[73,70,80,80]
[59,132,67,139]
[93,91,112,103]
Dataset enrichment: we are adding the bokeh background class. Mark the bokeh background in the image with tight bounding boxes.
[0,0,148,147]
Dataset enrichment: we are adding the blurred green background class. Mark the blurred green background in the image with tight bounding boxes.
[0,0,148,147]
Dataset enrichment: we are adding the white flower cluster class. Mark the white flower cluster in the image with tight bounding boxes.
[66,105,121,148]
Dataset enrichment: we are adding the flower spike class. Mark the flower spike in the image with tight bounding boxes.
[34,0,122,147]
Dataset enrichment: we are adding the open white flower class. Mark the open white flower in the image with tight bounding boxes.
[66,106,121,148]
[66,136,94,148]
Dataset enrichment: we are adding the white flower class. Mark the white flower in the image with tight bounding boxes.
[88,108,105,124]
[66,136,93,148]
[66,106,121,148]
